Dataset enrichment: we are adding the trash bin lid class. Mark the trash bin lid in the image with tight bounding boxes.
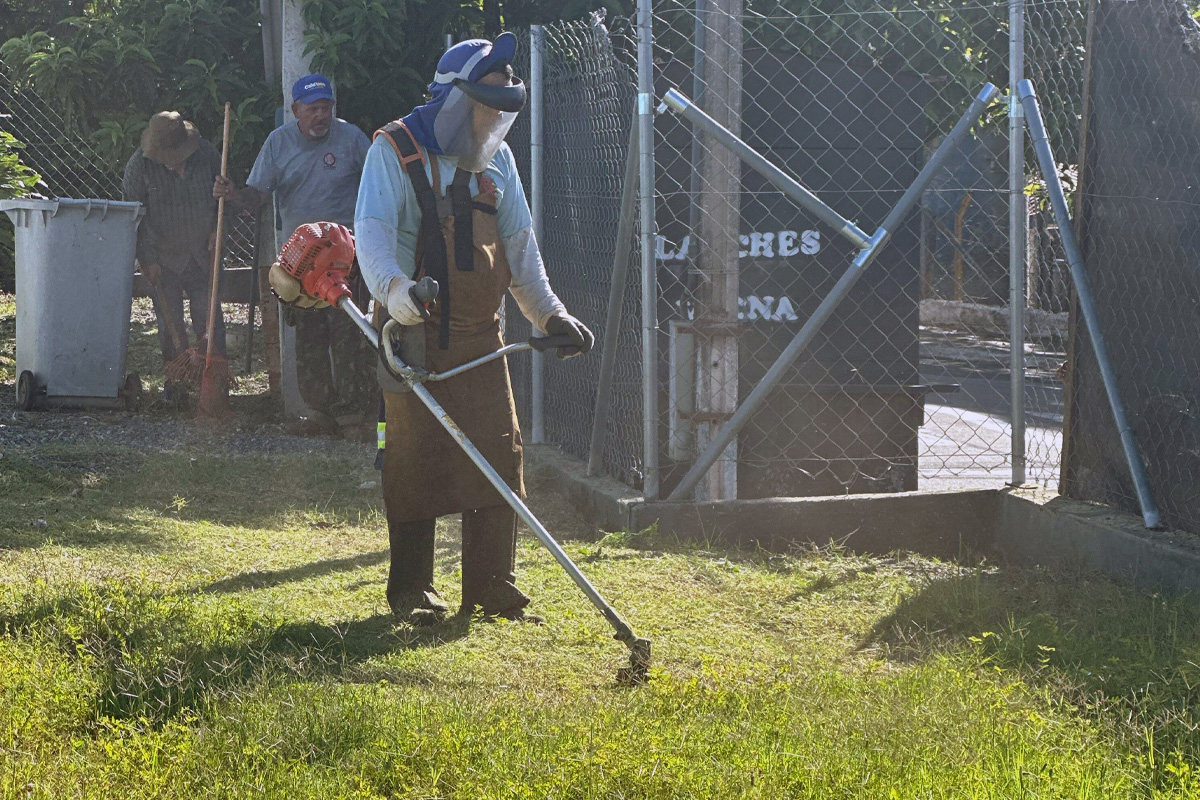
[0,198,144,220]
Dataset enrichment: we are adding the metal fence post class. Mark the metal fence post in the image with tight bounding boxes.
[638,0,660,499]
[530,24,546,444]
[1009,0,1027,486]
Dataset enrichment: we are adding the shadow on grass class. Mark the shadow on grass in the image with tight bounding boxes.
[861,564,1200,756]
[0,443,382,550]
[0,577,474,728]
[197,550,391,595]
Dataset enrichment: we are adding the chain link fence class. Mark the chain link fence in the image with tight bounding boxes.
[509,17,644,484]
[509,2,1082,500]
[653,0,1028,500]
[1022,0,1088,487]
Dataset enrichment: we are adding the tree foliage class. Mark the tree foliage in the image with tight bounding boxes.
[0,0,630,180]
[299,0,455,135]
[0,131,42,198]
[2,0,273,177]
[300,0,634,134]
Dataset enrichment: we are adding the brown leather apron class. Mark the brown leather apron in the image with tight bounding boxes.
[381,155,524,523]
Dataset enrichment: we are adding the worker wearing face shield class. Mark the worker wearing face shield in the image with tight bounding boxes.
[354,34,594,625]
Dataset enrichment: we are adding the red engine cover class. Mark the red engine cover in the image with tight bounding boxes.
[277,221,356,306]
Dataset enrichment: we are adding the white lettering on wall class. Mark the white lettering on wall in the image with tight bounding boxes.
[777,230,798,257]
[748,231,775,258]
[744,295,774,320]
[801,230,820,255]
[658,229,820,262]
[774,296,799,321]
[671,296,804,323]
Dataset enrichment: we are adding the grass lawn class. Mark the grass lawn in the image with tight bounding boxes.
[1,294,1199,797]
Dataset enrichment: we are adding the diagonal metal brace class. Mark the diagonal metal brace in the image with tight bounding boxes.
[1018,80,1160,530]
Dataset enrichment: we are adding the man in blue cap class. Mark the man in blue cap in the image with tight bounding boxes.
[214,73,375,438]
[354,34,594,625]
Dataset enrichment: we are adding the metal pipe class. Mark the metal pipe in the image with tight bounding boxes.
[339,297,379,344]
[1017,80,1161,529]
[688,0,709,266]
[1009,0,1028,486]
[375,318,574,382]
[587,114,640,476]
[668,83,1001,501]
[414,377,639,634]
[659,88,871,250]
[638,0,660,499]
[245,211,262,374]
[530,24,546,444]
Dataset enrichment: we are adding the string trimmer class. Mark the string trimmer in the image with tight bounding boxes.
[275,221,652,685]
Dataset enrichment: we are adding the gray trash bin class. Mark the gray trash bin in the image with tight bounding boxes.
[0,198,145,410]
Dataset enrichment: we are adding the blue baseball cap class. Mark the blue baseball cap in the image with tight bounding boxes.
[292,73,334,105]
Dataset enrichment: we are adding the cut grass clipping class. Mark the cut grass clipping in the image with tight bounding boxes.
[0,444,1199,796]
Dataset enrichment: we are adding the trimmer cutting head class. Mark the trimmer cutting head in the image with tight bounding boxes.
[278,221,356,306]
[616,635,652,686]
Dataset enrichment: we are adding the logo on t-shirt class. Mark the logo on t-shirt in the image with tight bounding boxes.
[323,152,337,168]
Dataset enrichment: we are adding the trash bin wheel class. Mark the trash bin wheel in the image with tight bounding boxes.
[122,373,143,412]
[17,370,39,411]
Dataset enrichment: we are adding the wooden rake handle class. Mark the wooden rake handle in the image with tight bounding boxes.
[205,101,232,364]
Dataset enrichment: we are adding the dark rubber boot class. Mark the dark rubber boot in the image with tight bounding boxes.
[460,505,518,613]
[388,588,450,626]
[386,517,440,622]
[476,576,543,624]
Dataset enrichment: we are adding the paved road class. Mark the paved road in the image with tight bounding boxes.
[917,326,1065,491]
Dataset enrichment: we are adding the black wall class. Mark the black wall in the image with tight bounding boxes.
[1068,0,1200,534]
[656,51,929,497]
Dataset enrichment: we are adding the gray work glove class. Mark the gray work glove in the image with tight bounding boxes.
[544,313,595,359]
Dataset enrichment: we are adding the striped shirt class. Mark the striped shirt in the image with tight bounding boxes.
[122,138,221,273]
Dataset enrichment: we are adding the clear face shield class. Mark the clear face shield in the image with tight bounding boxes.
[432,77,526,173]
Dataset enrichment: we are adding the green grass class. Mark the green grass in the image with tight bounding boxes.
[2,292,1200,796]
[0,444,1198,797]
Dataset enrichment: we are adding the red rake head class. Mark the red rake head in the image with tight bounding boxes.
[278,222,356,306]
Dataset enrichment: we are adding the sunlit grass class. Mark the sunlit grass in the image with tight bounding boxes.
[0,440,1198,797]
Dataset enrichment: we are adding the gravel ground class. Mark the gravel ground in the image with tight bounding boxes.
[0,393,375,460]
[0,368,376,462]
[0,293,375,461]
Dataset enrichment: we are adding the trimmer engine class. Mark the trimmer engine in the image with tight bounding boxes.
[277,221,356,307]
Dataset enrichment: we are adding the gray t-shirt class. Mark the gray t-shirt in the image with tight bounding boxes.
[246,118,370,238]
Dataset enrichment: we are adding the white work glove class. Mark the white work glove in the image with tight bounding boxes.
[386,275,427,325]
[269,262,330,309]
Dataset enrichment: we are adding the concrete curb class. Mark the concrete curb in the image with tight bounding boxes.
[997,489,1200,593]
[526,445,1200,595]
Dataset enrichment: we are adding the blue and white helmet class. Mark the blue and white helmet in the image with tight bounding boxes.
[401,33,526,172]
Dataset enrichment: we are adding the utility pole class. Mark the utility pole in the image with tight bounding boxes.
[278,0,325,418]
[693,0,743,501]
